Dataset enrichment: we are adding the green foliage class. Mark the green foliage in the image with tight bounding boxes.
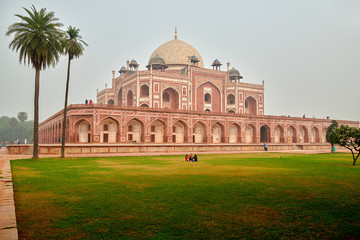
[17,112,28,122]
[6,5,64,70]
[11,153,360,239]
[63,26,88,60]
[0,115,33,144]
[326,120,338,151]
[330,124,360,165]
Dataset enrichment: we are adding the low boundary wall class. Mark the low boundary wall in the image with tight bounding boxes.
[8,143,331,155]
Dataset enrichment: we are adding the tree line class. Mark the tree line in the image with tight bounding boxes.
[0,112,33,145]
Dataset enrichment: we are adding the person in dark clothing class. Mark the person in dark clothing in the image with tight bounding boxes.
[194,155,198,162]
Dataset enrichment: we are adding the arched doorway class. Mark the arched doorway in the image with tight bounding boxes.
[229,123,240,143]
[162,88,179,109]
[260,125,270,143]
[100,118,118,143]
[127,90,133,106]
[211,123,224,143]
[151,120,166,143]
[173,121,187,143]
[127,119,143,143]
[287,126,297,143]
[193,122,206,143]
[117,87,123,106]
[245,124,256,143]
[245,96,257,115]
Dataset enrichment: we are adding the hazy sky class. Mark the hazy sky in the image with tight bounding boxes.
[0,0,359,122]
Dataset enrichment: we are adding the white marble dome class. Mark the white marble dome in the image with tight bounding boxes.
[149,39,204,69]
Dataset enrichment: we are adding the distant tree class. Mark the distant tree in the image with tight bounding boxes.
[17,112,28,142]
[6,6,64,158]
[61,26,88,158]
[326,120,338,153]
[330,125,360,166]
[9,117,18,143]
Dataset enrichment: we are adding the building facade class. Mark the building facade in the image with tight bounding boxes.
[38,31,359,151]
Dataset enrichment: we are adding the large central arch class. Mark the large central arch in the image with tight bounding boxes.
[196,82,221,112]
[127,90,133,106]
[117,87,123,106]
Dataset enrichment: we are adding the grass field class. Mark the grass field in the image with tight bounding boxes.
[11,153,360,239]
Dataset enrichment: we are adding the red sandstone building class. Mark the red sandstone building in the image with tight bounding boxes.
[37,31,358,154]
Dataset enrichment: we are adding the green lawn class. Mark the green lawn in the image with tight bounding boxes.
[11,153,360,239]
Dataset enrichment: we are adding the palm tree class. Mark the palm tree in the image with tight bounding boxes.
[17,112,28,143]
[61,26,88,158]
[6,5,64,159]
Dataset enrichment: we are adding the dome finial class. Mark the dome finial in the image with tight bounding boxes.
[175,26,177,40]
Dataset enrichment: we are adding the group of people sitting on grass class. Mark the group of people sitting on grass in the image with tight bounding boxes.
[185,154,198,162]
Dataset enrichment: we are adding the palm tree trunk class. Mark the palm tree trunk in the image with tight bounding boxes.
[61,56,71,158]
[33,68,40,159]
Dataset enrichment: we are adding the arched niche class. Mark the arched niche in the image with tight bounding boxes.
[126,119,144,143]
[287,126,297,143]
[211,123,224,143]
[162,88,179,109]
[274,125,284,143]
[227,94,235,105]
[260,125,270,143]
[172,121,187,143]
[229,123,241,143]
[150,120,167,143]
[108,99,114,105]
[127,90,133,106]
[245,124,256,143]
[299,126,309,143]
[100,118,118,143]
[193,122,207,143]
[140,85,149,97]
[245,96,257,115]
[310,127,320,143]
[117,87,123,106]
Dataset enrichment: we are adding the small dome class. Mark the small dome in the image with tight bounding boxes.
[129,59,138,68]
[119,66,127,74]
[148,55,166,65]
[229,67,240,76]
[191,55,199,63]
[212,59,222,66]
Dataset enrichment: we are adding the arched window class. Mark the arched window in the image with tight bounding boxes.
[204,93,211,103]
[103,124,108,131]
[227,94,235,105]
[140,85,149,97]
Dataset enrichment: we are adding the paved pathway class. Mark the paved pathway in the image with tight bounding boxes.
[0,148,31,240]
[0,146,347,240]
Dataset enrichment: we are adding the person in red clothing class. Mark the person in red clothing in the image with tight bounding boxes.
[185,155,189,161]
[89,99,93,104]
